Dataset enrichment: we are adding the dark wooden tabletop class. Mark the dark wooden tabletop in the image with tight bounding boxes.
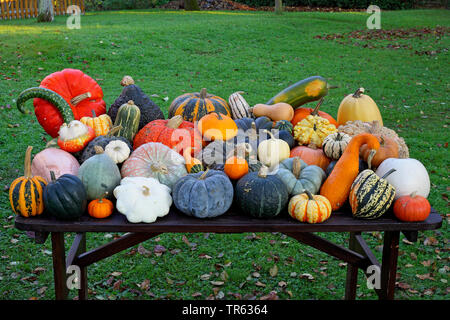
[14,205,443,234]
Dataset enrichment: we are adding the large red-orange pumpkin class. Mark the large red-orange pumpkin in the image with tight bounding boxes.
[291,98,338,128]
[33,69,106,137]
[133,115,202,155]
[290,144,331,171]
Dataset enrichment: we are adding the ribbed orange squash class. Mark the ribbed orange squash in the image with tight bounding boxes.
[320,133,380,211]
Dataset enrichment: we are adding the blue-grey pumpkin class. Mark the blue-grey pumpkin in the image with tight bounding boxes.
[172,169,234,218]
[235,166,289,218]
[275,157,326,196]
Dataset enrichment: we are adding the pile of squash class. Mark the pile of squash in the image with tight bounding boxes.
[10,70,432,224]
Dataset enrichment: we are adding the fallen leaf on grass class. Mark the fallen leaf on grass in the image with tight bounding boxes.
[255,281,266,287]
[416,273,435,281]
[269,265,278,277]
[259,291,278,300]
[210,281,224,286]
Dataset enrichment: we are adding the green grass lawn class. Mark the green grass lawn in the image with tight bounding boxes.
[0,9,448,300]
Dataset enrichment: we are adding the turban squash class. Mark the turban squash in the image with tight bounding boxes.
[169,88,231,122]
[33,69,106,137]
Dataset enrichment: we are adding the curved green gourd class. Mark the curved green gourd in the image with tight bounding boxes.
[16,87,74,123]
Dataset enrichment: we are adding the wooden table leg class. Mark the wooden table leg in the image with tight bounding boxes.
[379,231,400,300]
[345,232,359,300]
[78,234,87,300]
[51,232,68,300]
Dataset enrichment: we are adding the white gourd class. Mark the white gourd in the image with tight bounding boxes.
[104,140,130,164]
[114,177,172,223]
[228,91,251,119]
[257,130,290,169]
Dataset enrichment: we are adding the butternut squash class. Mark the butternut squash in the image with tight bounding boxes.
[319,133,380,211]
[249,103,294,122]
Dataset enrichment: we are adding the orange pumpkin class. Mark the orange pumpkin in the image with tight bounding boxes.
[360,134,398,168]
[320,133,380,211]
[290,144,331,171]
[291,98,338,128]
[224,156,249,180]
[88,192,114,219]
[393,192,431,222]
[198,112,238,142]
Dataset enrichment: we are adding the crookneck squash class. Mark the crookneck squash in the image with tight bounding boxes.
[9,146,47,217]
[266,76,329,109]
[108,76,165,130]
[169,88,231,122]
[27,69,106,138]
[320,133,380,211]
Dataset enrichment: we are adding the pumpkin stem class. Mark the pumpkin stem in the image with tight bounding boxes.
[150,163,168,174]
[311,97,324,116]
[91,110,97,118]
[292,157,302,179]
[304,189,315,201]
[410,191,418,198]
[367,149,377,170]
[262,129,276,140]
[94,146,104,155]
[49,171,57,182]
[121,76,135,87]
[107,125,123,137]
[98,191,109,203]
[142,186,150,196]
[127,100,135,106]
[199,88,208,99]
[199,168,210,180]
[167,115,183,129]
[381,168,396,179]
[258,165,269,178]
[352,88,365,98]
[24,146,33,179]
[214,112,223,121]
[71,92,92,106]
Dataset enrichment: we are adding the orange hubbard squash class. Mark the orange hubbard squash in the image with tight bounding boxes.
[320,133,380,211]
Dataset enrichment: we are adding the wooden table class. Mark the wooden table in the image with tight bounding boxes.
[14,206,442,300]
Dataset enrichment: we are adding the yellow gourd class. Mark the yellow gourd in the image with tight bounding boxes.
[293,115,337,147]
[250,102,294,121]
[337,88,383,126]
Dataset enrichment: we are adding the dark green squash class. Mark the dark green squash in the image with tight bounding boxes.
[235,166,289,218]
[43,171,87,220]
[276,130,295,149]
[113,100,141,142]
[326,158,368,177]
[108,76,165,130]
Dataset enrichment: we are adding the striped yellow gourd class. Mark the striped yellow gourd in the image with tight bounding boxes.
[9,146,47,217]
[288,190,332,224]
[349,169,396,219]
[80,110,113,136]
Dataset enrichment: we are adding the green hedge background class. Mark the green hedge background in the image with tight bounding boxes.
[84,0,447,11]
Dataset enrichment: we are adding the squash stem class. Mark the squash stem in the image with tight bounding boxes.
[24,146,33,179]
[199,168,210,180]
[292,157,302,179]
[71,92,92,106]
[91,110,97,118]
[98,191,109,203]
[304,189,315,201]
[311,97,324,116]
[199,88,208,100]
[107,125,123,137]
[381,168,396,180]
[142,186,150,196]
[120,76,135,86]
[49,170,57,182]
[352,88,365,98]
[258,165,269,178]
[367,149,377,170]
[410,191,418,198]
[167,115,183,129]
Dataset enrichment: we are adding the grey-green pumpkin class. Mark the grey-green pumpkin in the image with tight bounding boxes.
[172,169,234,218]
[77,146,121,200]
[275,157,326,197]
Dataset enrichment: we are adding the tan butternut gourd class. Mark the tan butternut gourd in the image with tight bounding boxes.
[319,133,380,211]
[249,103,294,122]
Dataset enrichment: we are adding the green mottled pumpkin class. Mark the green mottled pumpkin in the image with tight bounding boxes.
[77,146,121,200]
[113,100,141,142]
[235,166,289,218]
[349,168,396,219]
[275,157,326,196]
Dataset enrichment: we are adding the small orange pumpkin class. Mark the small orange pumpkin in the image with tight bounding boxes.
[88,192,114,219]
[393,192,431,222]
[198,112,238,142]
[224,156,249,180]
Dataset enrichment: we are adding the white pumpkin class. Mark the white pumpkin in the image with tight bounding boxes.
[104,140,130,164]
[257,130,290,169]
[58,120,90,141]
[114,177,172,223]
[375,158,430,200]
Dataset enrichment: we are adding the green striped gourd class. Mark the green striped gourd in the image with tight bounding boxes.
[113,100,141,142]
